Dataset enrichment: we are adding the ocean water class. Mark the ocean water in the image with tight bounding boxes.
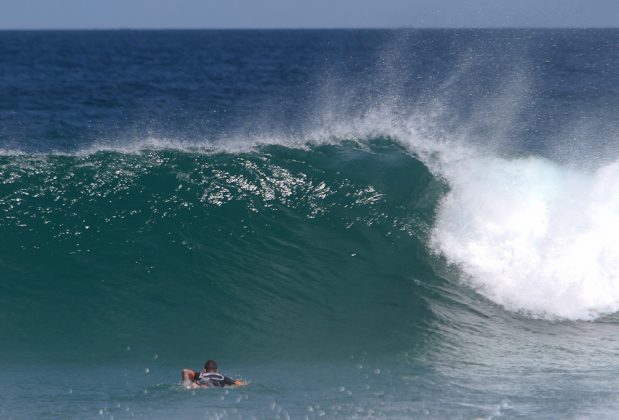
[2,29,619,418]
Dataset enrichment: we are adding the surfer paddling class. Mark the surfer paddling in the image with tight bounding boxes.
[182,359,247,388]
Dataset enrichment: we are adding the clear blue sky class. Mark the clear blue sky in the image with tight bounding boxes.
[1,0,618,29]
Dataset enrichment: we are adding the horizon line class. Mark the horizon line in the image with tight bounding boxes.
[0,26,618,31]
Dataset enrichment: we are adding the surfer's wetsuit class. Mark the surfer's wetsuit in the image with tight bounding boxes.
[194,371,237,387]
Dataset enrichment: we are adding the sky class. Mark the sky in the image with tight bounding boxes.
[1,0,618,30]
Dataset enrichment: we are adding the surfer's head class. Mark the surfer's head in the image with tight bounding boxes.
[204,360,218,372]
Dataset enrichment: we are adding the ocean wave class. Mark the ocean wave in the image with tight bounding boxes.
[4,122,619,323]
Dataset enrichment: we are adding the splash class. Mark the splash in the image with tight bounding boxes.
[431,155,619,320]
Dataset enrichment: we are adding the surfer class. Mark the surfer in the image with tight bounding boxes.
[181,359,246,388]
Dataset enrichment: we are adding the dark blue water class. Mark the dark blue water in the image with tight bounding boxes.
[2,29,619,418]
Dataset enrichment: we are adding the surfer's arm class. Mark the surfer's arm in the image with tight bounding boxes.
[223,376,246,386]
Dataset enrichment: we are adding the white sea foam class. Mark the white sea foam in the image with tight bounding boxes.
[430,154,619,320]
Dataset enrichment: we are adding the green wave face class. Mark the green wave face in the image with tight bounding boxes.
[0,141,447,363]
